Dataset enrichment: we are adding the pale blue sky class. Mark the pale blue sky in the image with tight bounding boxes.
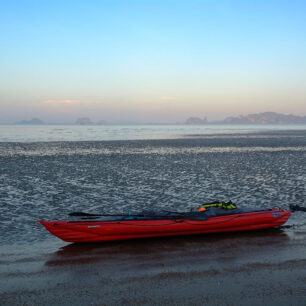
[1,0,306,123]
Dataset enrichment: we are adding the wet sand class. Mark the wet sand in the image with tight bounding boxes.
[0,130,305,305]
[1,229,306,305]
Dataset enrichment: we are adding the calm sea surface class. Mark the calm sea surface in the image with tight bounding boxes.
[1,124,306,142]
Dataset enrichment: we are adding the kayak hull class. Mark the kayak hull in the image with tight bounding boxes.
[38,209,291,243]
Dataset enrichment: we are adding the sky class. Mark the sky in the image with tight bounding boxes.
[1,0,306,123]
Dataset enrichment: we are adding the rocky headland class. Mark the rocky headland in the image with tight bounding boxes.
[223,112,306,124]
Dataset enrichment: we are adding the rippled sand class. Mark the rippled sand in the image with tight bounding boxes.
[0,130,305,305]
[0,130,305,245]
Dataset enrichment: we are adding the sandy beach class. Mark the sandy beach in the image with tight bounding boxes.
[0,130,305,305]
[1,229,306,305]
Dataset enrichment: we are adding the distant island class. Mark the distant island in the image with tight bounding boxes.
[185,112,306,124]
[185,117,208,124]
[15,118,44,125]
[223,112,306,124]
[11,112,306,125]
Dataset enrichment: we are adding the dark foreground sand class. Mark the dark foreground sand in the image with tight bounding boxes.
[1,228,306,305]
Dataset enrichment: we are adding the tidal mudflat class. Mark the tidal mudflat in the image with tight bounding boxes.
[0,130,305,305]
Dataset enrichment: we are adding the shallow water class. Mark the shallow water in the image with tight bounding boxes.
[1,124,306,142]
[0,130,305,245]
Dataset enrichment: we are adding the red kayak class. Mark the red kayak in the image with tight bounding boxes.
[38,209,291,243]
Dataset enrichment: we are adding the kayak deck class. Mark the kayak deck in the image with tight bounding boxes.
[38,209,291,243]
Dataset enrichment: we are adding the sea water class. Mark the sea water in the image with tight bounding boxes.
[1,124,306,142]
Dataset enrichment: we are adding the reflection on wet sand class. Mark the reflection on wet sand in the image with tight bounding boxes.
[46,229,290,267]
[1,229,306,305]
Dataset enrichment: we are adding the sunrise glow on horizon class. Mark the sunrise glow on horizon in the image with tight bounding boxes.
[1,0,306,123]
